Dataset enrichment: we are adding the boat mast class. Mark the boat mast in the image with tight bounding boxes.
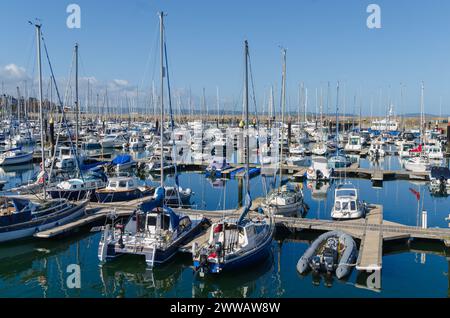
[244,40,250,195]
[279,48,286,192]
[75,43,79,151]
[335,82,340,156]
[36,23,47,199]
[159,11,165,187]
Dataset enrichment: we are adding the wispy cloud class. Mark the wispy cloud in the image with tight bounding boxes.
[0,64,30,83]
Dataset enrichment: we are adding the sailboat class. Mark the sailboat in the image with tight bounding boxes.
[404,83,430,173]
[261,48,305,216]
[328,82,352,169]
[192,41,274,276]
[98,12,203,268]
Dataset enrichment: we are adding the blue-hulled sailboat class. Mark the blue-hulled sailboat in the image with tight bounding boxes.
[192,40,274,276]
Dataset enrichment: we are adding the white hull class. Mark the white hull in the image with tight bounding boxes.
[0,205,86,243]
[0,153,33,166]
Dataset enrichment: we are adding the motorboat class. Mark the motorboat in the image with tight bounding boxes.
[100,134,128,148]
[110,154,136,172]
[330,184,367,220]
[344,134,362,152]
[95,177,154,203]
[404,156,430,173]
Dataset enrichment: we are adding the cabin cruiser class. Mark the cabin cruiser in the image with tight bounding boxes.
[429,166,450,195]
[261,184,306,216]
[286,155,308,167]
[307,156,331,180]
[95,177,154,203]
[98,187,205,267]
[145,155,174,173]
[0,148,33,166]
[0,197,87,243]
[344,134,362,152]
[82,136,102,150]
[330,184,367,220]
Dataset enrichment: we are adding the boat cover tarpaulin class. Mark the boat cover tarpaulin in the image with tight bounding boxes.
[112,154,132,165]
[430,166,450,180]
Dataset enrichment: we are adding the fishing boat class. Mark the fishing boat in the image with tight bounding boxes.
[330,184,367,220]
[296,230,357,279]
[0,148,33,166]
[192,40,274,277]
[95,177,154,203]
[0,197,88,243]
[307,156,331,180]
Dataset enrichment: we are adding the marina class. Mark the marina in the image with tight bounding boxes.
[1,0,450,300]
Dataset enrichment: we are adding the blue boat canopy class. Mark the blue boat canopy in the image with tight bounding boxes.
[112,154,132,165]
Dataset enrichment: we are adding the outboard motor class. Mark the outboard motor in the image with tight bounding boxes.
[439,176,446,194]
[316,170,323,180]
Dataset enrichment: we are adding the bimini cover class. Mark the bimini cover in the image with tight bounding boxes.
[163,206,180,229]
[139,187,165,212]
[431,166,450,180]
[112,154,132,165]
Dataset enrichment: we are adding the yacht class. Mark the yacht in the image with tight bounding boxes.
[98,187,205,267]
[344,134,362,152]
[404,156,430,173]
[368,140,386,158]
[100,134,128,149]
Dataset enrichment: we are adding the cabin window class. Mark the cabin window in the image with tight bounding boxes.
[128,181,134,187]
[161,215,171,231]
[335,201,341,211]
[109,182,117,188]
[350,201,356,211]
[119,181,127,188]
[147,216,157,227]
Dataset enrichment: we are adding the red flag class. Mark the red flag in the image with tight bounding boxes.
[410,144,422,153]
[409,188,420,201]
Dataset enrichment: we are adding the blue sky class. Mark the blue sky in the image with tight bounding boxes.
[1,0,450,115]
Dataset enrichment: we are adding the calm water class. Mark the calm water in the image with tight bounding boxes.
[0,150,449,298]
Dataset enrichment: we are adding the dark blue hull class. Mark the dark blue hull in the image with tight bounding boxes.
[95,189,153,203]
[47,189,98,202]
